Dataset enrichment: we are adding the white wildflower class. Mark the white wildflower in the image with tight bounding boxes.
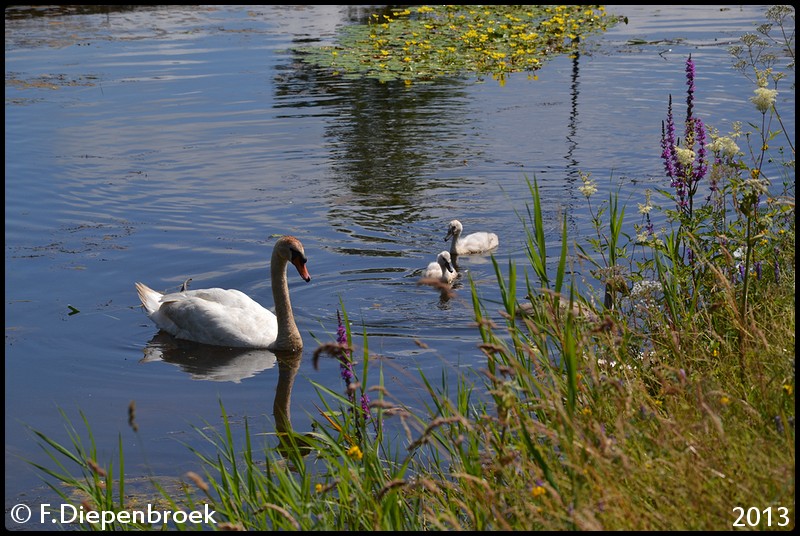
[597,358,633,371]
[675,147,696,167]
[631,280,663,298]
[750,87,777,113]
[732,246,750,276]
[578,182,597,198]
[638,188,654,215]
[743,177,770,196]
[578,178,597,198]
[708,136,740,159]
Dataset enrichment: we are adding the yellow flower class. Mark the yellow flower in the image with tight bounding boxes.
[315,483,323,493]
[720,396,731,406]
[347,445,363,460]
[782,384,793,396]
[532,485,546,497]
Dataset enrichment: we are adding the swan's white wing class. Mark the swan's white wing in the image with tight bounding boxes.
[457,232,499,254]
[423,261,443,279]
[155,288,278,348]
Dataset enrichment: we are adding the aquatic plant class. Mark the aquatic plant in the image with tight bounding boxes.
[295,5,617,85]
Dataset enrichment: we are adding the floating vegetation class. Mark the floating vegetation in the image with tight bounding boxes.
[294,5,618,85]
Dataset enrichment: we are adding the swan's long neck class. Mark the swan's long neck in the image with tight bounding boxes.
[271,250,302,351]
[449,227,462,256]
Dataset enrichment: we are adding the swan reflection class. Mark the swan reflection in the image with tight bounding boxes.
[271,348,315,456]
[140,333,313,454]
[140,332,277,382]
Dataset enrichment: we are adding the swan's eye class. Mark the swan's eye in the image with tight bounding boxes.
[290,248,307,264]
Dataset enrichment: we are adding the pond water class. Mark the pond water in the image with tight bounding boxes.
[5,5,794,529]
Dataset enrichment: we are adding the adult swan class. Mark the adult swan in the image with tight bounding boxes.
[135,236,311,351]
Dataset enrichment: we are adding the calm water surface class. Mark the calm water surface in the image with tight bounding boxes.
[5,5,794,528]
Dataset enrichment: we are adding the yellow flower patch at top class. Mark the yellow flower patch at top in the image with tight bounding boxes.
[295,5,618,84]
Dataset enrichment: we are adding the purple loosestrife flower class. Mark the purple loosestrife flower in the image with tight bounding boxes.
[661,96,678,183]
[662,56,709,217]
[692,117,708,186]
[336,310,371,421]
[685,55,695,126]
[360,392,371,420]
[336,310,355,386]
[684,57,708,211]
[336,310,346,345]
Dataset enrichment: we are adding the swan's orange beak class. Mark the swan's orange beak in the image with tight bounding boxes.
[292,258,311,282]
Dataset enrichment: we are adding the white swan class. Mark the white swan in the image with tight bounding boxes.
[445,219,499,256]
[135,235,311,351]
[422,250,457,283]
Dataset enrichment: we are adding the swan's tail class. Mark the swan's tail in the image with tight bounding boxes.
[135,282,162,316]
